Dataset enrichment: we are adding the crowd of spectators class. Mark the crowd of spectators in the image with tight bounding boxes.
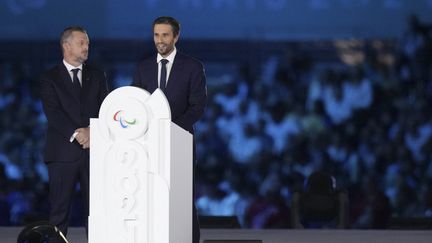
[0,62,50,225]
[194,17,432,228]
[0,16,431,229]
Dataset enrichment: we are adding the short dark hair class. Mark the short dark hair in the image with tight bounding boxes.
[60,26,87,50]
[153,16,180,37]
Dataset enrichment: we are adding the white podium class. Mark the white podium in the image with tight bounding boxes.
[89,87,193,243]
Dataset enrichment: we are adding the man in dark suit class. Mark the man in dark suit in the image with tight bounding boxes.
[39,26,108,240]
[132,16,207,243]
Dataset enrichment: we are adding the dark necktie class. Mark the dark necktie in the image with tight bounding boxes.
[160,59,169,93]
[71,68,81,94]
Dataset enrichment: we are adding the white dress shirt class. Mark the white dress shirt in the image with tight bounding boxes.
[63,60,83,86]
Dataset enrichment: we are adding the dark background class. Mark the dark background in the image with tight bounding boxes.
[1,0,432,229]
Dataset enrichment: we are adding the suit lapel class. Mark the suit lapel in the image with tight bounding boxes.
[166,54,184,92]
[81,64,91,99]
[150,58,159,91]
[59,65,81,103]
[57,64,82,126]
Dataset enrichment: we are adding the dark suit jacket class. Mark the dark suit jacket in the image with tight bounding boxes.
[132,52,207,134]
[40,63,108,163]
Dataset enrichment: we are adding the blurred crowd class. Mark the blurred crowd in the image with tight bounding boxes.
[1,15,432,228]
[0,62,50,225]
[194,15,432,229]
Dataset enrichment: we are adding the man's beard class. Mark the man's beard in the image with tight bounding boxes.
[156,44,172,56]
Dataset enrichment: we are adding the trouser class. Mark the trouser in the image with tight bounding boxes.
[47,153,89,242]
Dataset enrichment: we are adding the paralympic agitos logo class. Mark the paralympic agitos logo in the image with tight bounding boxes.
[113,110,137,128]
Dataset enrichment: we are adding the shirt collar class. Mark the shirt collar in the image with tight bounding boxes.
[63,60,83,72]
[157,48,176,64]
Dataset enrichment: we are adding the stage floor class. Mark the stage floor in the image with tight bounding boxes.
[3,227,432,243]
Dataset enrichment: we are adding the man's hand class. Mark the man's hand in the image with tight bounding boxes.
[82,141,90,149]
[75,127,90,149]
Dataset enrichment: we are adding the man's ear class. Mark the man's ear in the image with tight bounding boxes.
[174,32,180,43]
[62,42,70,52]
